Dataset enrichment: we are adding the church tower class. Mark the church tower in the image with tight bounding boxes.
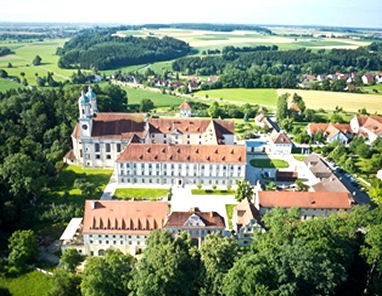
[78,90,93,138]
[86,86,98,115]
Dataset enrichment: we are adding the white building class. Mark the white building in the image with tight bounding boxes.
[60,200,168,256]
[117,143,246,187]
[350,115,382,143]
[164,208,225,247]
[267,131,293,154]
[178,101,192,117]
[307,123,353,144]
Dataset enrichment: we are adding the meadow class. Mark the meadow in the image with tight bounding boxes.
[195,88,277,107]
[0,78,24,92]
[123,85,184,108]
[277,89,382,113]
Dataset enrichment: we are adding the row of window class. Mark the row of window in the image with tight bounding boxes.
[89,240,143,246]
[120,163,241,171]
[120,177,234,185]
[120,170,240,178]
[89,234,147,239]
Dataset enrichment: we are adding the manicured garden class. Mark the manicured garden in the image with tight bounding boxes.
[250,158,289,169]
[191,189,235,195]
[293,154,308,161]
[113,188,170,200]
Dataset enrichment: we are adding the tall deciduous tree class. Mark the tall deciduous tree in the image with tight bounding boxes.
[32,55,42,66]
[234,179,254,202]
[48,269,81,296]
[60,248,84,272]
[276,93,289,121]
[8,230,38,271]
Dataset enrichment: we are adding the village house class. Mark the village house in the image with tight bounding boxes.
[60,200,169,256]
[361,73,375,85]
[307,123,353,144]
[267,130,293,155]
[116,143,246,187]
[164,207,225,247]
[178,101,192,117]
[350,115,382,143]
[232,199,263,246]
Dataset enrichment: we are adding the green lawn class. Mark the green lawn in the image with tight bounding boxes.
[0,78,24,92]
[113,188,169,200]
[0,271,54,296]
[195,88,277,107]
[293,154,308,161]
[250,158,289,169]
[225,204,236,230]
[191,189,235,195]
[122,86,184,108]
[47,165,113,206]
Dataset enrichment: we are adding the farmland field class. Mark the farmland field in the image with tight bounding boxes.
[0,78,24,92]
[0,38,76,85]
[277,89,382,113]
[122,86,184,108]
[195,88,277,107]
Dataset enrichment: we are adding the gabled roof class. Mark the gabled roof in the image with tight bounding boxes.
[271,131,292,145]
[312,174,349,192]
[82,200,168,235]
[258,191,353,209]
[72,113,146,139]
[148,118,234,135]
[304,154,331,178]
[289,103,301,112]
[164,208,225,229]
[179,101,191,110]
[233,200,261,227]
[362,116,382,135]
[117,143,246,164]
[307,123,353,140]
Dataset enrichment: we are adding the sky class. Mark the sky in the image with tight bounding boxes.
[1,0,381,28]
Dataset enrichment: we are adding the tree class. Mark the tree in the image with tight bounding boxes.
[8,230,38,271]
[73,179,97,196]
[139,99,154,112]
[32,55,42,66]
[234,179,254,202]
[295,180,308,192]
[292,93,306,112]
[199,234,238,296]
[208,101,222,118]
[81,249,135,296]
[276,93,289,121]
[48,269,81,296]
[130,230,200,296]
[60,248,84,272]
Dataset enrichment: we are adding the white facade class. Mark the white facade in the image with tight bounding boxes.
[327,132,349,144]
[267,142,292,155]
[117,161,245,186]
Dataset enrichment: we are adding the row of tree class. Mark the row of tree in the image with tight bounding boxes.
[42,205,382,296]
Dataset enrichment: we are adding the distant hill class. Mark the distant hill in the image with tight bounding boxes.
[57,27,192,70]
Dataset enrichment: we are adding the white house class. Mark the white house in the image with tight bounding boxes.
[179,101,192,117]
[116,143,246,187]
[307,123,352,144]
[267,131,292,154]
[350,115,382,143]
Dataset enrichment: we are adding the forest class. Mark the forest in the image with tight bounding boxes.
[173,43,382,89]
[57,27,192,70]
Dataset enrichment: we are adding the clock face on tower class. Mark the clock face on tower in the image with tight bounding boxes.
[82,124,88,130]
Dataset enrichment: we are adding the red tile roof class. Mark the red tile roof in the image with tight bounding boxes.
[164,208,225,228]
[234,200,261,227]
[82,200,168,235]
[271,131,292,145]
[179,101,191,110]
[117,143,246,164]
[148,118,234,135]
[72,113,146,139]
[258,191,353,209]
[289,103,301,112]
[64,149,76,161]
[362,116,382,135]
[307,123,352,140]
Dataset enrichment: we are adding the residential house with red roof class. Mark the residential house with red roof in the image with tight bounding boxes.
[164,207,225,247]
[350,115,382,143]
[267,131,293,154]
[307,123,353,144]
[178,101,192,117]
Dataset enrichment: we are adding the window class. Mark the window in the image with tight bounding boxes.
[95,155,100,159]
[106,143,111,153]
[120,241,123,244]
[90,240,93,244]
[99,240,102,244]
[95,143,100,152]
[106,155,111,159]
[113,241,116,245]
[116,144,121,152]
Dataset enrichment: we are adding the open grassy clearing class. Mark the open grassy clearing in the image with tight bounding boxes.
[225,204,236,230]
[0,271,54,296]
[250,158,289,169]
[361,84,382,95]
[123,85,184,108]
[0,38,76,85]
[113,188,169,200]
[196,88,277,107]
[277,89,382,113]
[191,189,235,195]
[0,78,24,92]
[47,165,113,205]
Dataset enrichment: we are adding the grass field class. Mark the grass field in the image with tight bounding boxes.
[293,154,308,161]
[113,188,169,200]
[191,189,235,195]
[278,89,382,113]
[0,78,24,92]
[196,88,277,107]
[250,158,289,169]
[0,271,54,296]
[0,39,76,86]
[225,204,236,230]
[47,165,113,205]
[123,86,184,108]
